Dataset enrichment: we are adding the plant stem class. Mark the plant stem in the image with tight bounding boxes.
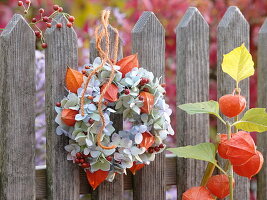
[200,162,216,186]
[226,121,234,200]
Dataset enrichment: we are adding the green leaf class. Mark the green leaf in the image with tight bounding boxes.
[167,143,217,164]
[178,101,225,124]
[233,108,267,132]
[221,43,254,83]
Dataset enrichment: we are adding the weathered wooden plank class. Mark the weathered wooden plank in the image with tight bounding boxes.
[45,14,80,200]
[89,25,124,200]
[217,6,250,199]
[257,18,267,200]
[0,14,36,200]
[176,7,209,199]
[132,11,166,200]
[35,156,177,199]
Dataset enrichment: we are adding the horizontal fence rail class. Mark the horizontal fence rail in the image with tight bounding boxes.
[0,5,267,200]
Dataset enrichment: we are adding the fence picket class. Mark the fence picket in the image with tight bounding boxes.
[89,25,124,200]
[0,14,36,200]
[175,7,209,199]
[45,14,80,200]
[257,18,267,200]
[217,6,250,199]
[132,11,166,200]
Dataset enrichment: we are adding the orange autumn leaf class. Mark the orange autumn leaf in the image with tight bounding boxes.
[139,131,155,149]
[116,54,139,77]
[139,91,154,114]
[129,162,145,175]
[65,67,83,93]
[86,170,109,190]
[100,83,118,102]
[61,109,79,126]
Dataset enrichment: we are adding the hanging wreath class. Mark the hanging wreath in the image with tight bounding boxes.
[55,10,174,190]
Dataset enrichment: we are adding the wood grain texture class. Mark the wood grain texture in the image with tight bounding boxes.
[89,25,124,200]
[0,14,36,200]
[175,7,209,199]
[45,14,80,200]
[35,157,177,199]
[217,6,250,199]
[131,11,166,200]
[257,18,267,200]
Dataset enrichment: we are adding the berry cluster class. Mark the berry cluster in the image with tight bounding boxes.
[74,152,90,169]
[17,1,75,49]
[147,144,164,153]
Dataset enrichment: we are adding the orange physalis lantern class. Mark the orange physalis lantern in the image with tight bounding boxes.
[65,67,84,93]
[218,133,235,159]
[86,170,109,190]
[225,131,256,165]
[100,83,118,102]
[218,94,246,118]
[182,186,215,200]
[139,91,154,114]
[206,174,234,199]
[61,109,79,126]
[233,150,264,179]
[139,132,155,149]
[129,162,145,175]
[116,54,139,77]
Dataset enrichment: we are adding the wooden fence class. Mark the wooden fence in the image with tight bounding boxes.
[0,6,266,200]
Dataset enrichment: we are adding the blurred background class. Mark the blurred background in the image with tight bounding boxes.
[1,0,266,199]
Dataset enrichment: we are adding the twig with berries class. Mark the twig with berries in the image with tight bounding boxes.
[17,1,75,49]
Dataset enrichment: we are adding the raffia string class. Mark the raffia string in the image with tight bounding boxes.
[80,10,119,150]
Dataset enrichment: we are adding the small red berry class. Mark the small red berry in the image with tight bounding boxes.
[143,88,149,92]
[139,96,144,101]
[46,23,52,28]
[58,7,63,12]
[82,70,86,74]
[106,156,112,161]
[104,101,108,106]
[74,159,80,164]
[148,147,154,154]
[67,22,73,28]
[159,144,164,148]
[41,43,47,49]
[76,152,82,159]
[85,66,90,69]
[39,8,45,14]
[55,102,61,107]
[79,159,85,163]
[53,4,59,11]
[154,146,160,152]
[25,0,31,4]
[82,163,90,168]
[68,16,75,23]
[42,16,49,22]
[124,89,130,95]
[87,96,94,100]
[34,30,40,36]
[18,1,23,6]
[31,18,37,23]
[88,118,94,124]
[56,23,62,28]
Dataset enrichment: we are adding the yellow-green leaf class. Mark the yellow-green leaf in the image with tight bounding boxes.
[233,108,267,132]
[221,43,254,83]
[168,143,216,164]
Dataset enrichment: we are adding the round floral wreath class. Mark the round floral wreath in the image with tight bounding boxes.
[55,10,173,190]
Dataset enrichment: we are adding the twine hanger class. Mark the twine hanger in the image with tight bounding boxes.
[80,10,119,150]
